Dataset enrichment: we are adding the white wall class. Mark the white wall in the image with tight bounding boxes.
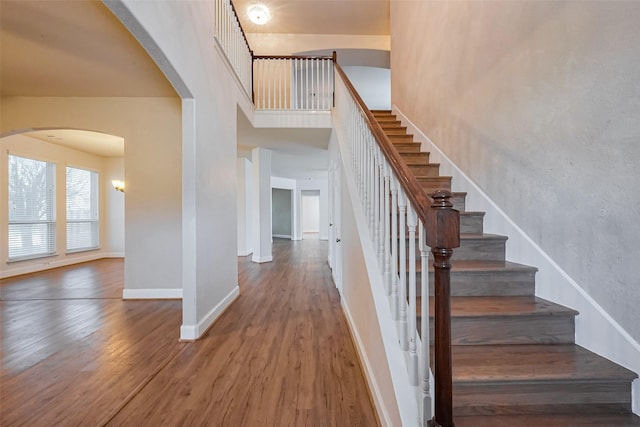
[0,96,182,297]
[0,134,121,278]
[342,66,391,111]
[106,0,255,338]
[237,158,252,255]
[104,157,125,255]
[298,177,329,240]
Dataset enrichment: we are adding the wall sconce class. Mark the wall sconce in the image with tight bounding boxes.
[112,179,125,193]
[248,4,270,25]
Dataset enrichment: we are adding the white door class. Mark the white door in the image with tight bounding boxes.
[333,162,343,293]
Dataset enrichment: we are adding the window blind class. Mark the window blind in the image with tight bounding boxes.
[66,166,99,252]
[8,155,57,261]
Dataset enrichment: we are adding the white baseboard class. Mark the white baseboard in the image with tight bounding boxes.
[251,255,273,263]
[122,288,183,299]
[103,252,125,258]
[394,105,640,414]
[237,249,253,256]
[342,300,393,427]
[1,252,119,279]
[180,286,240,340]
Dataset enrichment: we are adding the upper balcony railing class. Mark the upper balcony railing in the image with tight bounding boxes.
[213,0,334,111]
[253,55,334,110]
[213,1,459,425]
[213,0,253,96]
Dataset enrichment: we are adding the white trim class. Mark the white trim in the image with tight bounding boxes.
[342,300,393,427]
[1,253,116,279]
[334,112,419,427]
[251,255,273,263]
[122,288,183,299]
[272,234,292,239]
[237,249,253,257]
[103,252,125,258]
[253,109,332,129]
[394,105,640,414]
[179,285,240,340]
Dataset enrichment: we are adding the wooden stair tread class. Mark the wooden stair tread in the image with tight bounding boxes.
[415,175,452,181]
[445,259,537,273]
[414,259,536,273]
[454,413,640,426]
[450,344,638,383]
[460,211,485,216]
[460,233,507,240]
[372,114,636,416]
[419,296,578,318]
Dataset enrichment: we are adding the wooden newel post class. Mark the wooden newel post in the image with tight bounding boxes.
[426,190,460,427]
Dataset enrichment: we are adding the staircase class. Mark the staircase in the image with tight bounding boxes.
[372,110,640,425]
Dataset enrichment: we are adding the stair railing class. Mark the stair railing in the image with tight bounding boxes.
[213,0,334,111]
[253,55,335,110]
[213,0,253,96]
[333,63,460,427]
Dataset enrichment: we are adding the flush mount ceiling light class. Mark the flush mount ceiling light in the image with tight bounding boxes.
[247,4,270,25]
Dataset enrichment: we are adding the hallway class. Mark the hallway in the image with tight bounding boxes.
[0,239,378,426]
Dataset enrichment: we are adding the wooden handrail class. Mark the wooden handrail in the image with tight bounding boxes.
[334,62,434,228]
[228,0,252,54]
[253,55,334,60]
[335,61,459,427]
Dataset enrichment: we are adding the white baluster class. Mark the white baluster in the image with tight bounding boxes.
[373,147,380,263]
[420,220,433,422]
[398,189,408,351]
[383,162,391,295]
[367,136,373,233]
[390,175,399,320]
[378,151,385,270]
[359,127,365,200]
[408,204,419,386]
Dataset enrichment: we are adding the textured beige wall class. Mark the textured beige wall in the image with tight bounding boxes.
[391,1,640,341]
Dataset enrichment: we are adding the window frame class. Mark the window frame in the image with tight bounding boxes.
[7,153,57,262]
[65,165,100,254]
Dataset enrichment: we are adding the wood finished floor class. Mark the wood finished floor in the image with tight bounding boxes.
[0,239,379,426]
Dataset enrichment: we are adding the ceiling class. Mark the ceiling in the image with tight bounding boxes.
[237,111,330,180]
[24,129,125,158]
[0,0,176,97]
[235,0,390,35]
[1,0,385,170]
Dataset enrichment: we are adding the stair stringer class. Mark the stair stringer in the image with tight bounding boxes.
[330,125,422,426]
[393,105,640,415]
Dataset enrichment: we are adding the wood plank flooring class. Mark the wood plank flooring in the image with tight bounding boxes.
[1,239,379,426]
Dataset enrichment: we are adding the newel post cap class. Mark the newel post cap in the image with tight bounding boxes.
[425,190,460,249]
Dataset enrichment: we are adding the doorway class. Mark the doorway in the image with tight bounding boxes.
[301,190,320,239]
[272,188,293,239]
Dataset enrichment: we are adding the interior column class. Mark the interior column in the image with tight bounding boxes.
[251,147,272,263]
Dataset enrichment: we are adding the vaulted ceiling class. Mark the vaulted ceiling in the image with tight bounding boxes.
[1,0,389,171]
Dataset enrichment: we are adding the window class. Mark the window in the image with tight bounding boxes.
[66,166,99,252]
[8,154,57,261]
